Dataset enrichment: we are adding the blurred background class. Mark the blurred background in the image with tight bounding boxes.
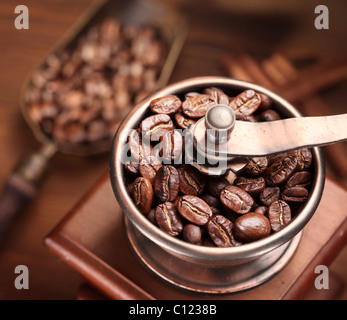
[0,0,346,299]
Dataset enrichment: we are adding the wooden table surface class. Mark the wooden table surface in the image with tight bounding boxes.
[0,0,346,299]
[44,172,347,300]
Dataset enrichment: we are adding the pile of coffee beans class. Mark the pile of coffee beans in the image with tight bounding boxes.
[124,87,313,247]
[25,18,166,145]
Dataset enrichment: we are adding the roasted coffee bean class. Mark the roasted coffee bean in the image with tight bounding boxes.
[184,92,199,99]
[172,195,181,209]
[254,206,268,215]
[211,207,221,215]
[149,95,182,115]
[203,238,217,247]
[281,187,309,203]
[259,187,280,206]
[124,160,139,177]
[177,195,212,226]
[233,177,265,195]
[139,156,162,184]
[229,90,261,119]
[251,201,260,211]
[243,157,268,176]
[128,129,152,161]
[154,165,179,202]
[127,180,135,195]
[220,185,254,214]
[201,194,221,208]
[132,177,153,215]
[294,148,313,170]
[259,109,281,121]
[155,202,183,236]
[267,153,287,167]
[140,114,174,141]
[203,87,230,105]
[265,156,297,186]
[233,212,271,243]
[147,208,157,225]
[206,176,230,198]
[257,93,272,112]
[182,94,215,118]
[174,112,196,129]
[179,164,206,196]
[268,200,291,232]
[239,115,257,122]
[182,224,202,245]
[207,215,235,247]
[285,171,312,188]
[268,148,312,171]
[159,130,183,163]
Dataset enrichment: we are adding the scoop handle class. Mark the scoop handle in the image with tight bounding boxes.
[206,113,347,157]
[0,173,37,244]
[0,143,56,245]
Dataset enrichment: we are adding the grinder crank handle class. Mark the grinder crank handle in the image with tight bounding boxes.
[194,105,347,158]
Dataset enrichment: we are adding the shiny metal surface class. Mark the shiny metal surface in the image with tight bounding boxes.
[110,76,325,293]
[192,105,347,175]
[205,104,236,144]
[196,112,347,157]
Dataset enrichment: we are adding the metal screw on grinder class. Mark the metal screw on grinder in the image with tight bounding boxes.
[205,104,235,144]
